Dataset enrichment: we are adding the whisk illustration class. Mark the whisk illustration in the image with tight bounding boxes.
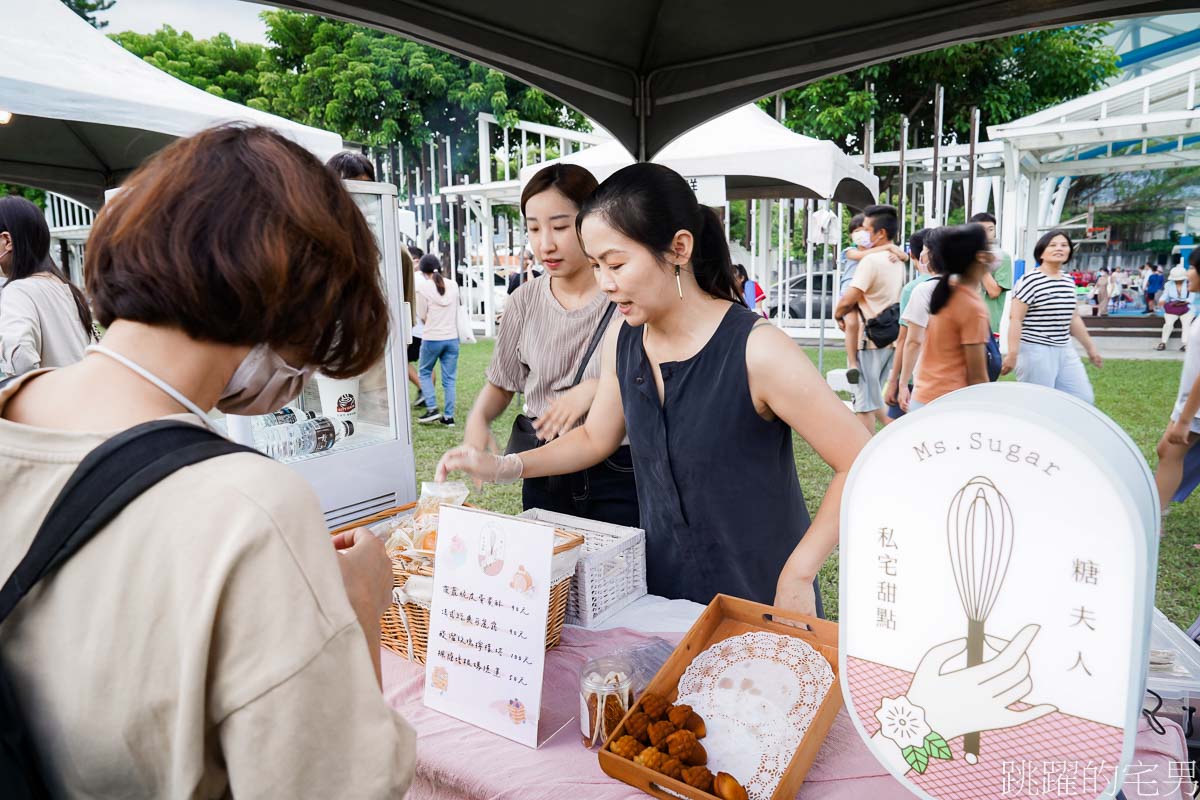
[946,476,1014,765]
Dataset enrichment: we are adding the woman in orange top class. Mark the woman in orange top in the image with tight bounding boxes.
[908,224,992,411]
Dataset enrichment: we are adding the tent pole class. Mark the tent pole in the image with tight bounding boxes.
[778,195,785,313]
[967,107,979,219]
[482,197,496,338]
[750,200,757,274]
[931,84,944,226]
[759,199,772,285]
[898,115,908,246]
[478,115,490,184]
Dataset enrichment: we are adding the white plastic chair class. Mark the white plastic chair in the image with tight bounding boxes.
[826,369,856,411]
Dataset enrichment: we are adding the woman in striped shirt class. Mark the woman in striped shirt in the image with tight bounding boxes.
[999,230,1102,403]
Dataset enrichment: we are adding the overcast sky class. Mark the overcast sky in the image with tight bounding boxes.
[98,0,274,43]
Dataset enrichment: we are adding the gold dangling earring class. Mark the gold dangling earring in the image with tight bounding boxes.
[675,264,684,299]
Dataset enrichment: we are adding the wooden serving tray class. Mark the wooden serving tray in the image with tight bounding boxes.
[598,594,842,800]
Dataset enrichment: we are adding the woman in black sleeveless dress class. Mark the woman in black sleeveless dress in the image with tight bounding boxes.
[439,164,869,615]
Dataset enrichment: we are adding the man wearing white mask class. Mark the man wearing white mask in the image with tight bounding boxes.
[835,204,907,432]
[839,213,909,385]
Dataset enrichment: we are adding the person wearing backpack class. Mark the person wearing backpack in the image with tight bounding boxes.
[0,126,414,797]
[834,204,904,432]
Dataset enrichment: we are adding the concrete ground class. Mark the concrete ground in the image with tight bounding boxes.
[1076,337,1185,362]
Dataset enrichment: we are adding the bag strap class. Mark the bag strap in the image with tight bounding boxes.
[0,418,261,623]
[570,302,617,388]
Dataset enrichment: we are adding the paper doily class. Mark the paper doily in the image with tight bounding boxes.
[677,690,796,800]
[677,632,835,800]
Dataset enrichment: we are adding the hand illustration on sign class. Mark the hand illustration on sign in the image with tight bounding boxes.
[872,624,1057,775]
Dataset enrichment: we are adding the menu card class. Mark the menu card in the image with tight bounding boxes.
[423,505,556,748]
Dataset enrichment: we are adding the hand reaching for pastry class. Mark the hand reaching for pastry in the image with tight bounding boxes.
[436,446,523,487]
[533,382,593,441]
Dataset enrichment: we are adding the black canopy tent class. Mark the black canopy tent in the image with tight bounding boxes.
[265,0,1199,160]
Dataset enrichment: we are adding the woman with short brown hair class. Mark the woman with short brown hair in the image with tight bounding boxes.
[0,125,414,797]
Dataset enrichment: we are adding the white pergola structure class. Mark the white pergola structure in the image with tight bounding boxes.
[866,53,1200,272]
[990,52,1200,267]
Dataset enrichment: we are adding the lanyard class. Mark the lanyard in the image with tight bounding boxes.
[87,345,222,435]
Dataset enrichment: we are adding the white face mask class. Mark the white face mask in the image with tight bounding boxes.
[851,230,872,249]
[89,343,314,433]
[217,344,315,416]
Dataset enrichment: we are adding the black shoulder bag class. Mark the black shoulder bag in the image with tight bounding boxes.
[505,302,617,455]
[0,417,260,799]
[863,302,902,349]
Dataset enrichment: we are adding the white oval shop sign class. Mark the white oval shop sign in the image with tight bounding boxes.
[839,382,1158,800]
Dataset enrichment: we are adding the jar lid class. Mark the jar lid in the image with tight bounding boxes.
[581,656,632,692]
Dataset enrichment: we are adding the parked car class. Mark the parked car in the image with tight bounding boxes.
[767,271,838,320]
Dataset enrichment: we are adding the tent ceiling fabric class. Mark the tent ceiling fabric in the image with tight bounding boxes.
[268,0,1199,159]
[0,0,342,208]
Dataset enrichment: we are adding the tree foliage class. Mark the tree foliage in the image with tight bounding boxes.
[255,10,583,177]
[61,0,115,29]
[0,184,45,208]
[109,27,268,105]
[772,25,1120,154]
[107,10,584,181]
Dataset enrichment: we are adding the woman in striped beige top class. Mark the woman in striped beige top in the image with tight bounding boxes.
[460,164,639,528]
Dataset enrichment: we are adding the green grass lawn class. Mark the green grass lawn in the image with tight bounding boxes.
[411,339,1200,630]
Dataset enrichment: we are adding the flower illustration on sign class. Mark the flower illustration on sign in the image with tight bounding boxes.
[875,696,931,749]
[875,696,951,775]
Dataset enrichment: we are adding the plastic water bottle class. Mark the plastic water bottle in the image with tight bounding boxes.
[253,416,355,460]
[250,407,316,430]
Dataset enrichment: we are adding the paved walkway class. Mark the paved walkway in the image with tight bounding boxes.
[1079,337,1185,362]
[788,330,1186,363]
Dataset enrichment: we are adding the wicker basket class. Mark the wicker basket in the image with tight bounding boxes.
[333,503,584,664]
[518,509,646,628]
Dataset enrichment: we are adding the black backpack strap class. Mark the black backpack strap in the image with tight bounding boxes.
[0,419,261,623]
[571,302,617,387]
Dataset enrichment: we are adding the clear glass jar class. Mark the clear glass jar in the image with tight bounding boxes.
[579,655,633,748]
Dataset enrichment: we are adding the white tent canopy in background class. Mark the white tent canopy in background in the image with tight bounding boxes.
[0,0,343,208]
[517,105,879,208]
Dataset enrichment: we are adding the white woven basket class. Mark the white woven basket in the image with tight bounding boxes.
[519,509,646,628]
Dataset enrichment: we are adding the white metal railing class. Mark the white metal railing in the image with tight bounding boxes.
[476,113,609,185]
[45,192,95,232]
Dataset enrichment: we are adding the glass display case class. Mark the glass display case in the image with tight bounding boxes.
[226,181,417,527]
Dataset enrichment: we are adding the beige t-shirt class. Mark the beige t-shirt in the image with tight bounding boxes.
[849,251,904,350]
[486,274,612,419]
[0,374,415,799]
[0,274,92,377]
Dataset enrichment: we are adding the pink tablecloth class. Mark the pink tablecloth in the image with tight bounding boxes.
[383,626,1193,800]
